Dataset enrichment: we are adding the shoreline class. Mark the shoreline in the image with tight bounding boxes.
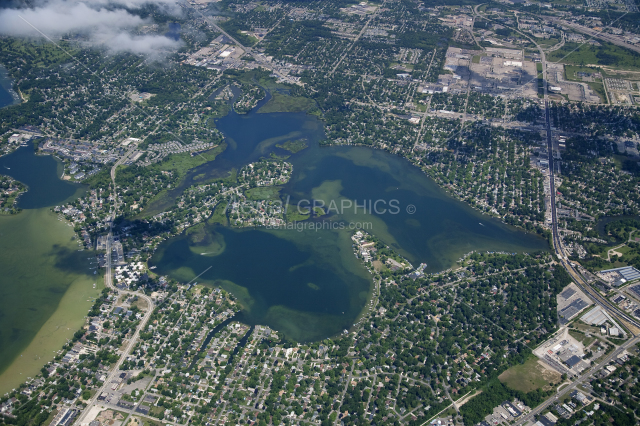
[0,63,21,108]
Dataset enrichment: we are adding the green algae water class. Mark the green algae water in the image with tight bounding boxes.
[0,147,99,394]
[150,102,549,342]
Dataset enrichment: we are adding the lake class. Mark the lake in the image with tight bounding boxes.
[0,148,98,394]
[150,99,549,342]
[152,225,370,342]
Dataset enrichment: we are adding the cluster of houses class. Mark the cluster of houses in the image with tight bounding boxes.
[114,262,147,289]
[138,140,217,166]
[351,231,377,263]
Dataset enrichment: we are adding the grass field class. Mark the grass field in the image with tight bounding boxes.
[564,65,607,81]
[244,186,281,200]
[569,329,596,347]
[588,82,607,103]
[499,356,561,393]
[547,41,640,71]
[559,64,613,101]
[573,320,603,336]
[536,63,544,96]
[258,92,316,114]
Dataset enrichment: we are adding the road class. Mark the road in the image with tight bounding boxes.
[75,155,155,426]
[492,30,640,425]
[510,40,640,425]
[329,2,385,77]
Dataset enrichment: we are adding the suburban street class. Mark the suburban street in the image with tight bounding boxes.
[75,157,155,426]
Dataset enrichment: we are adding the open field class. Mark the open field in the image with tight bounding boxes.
[547,42,640,71]
[499,356,561,393]
[244,186,281,200]
[573,320,605,336]
[564,65,606,81]
[536,37,561,48]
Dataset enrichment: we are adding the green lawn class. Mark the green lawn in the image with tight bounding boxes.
[258,92,316,114]
[536,37,561,48]
[142,419,164,426]
[498,356,560,393]
[616,245,634,254]
[588,82,607,103]
[148,406,165,419]
[573,319,604,336]
[563,65,608,101]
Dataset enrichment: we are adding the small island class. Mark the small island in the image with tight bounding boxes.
[276,139,308,154]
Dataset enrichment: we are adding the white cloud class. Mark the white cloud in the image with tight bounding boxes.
[102,32,182,55]
[0,0,182,56]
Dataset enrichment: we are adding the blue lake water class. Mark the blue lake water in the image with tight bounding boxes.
[0,146,86,209]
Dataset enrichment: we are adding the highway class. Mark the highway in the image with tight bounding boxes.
[505,40,640,425]
[547,17,640,56]
[543,100,640,333]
